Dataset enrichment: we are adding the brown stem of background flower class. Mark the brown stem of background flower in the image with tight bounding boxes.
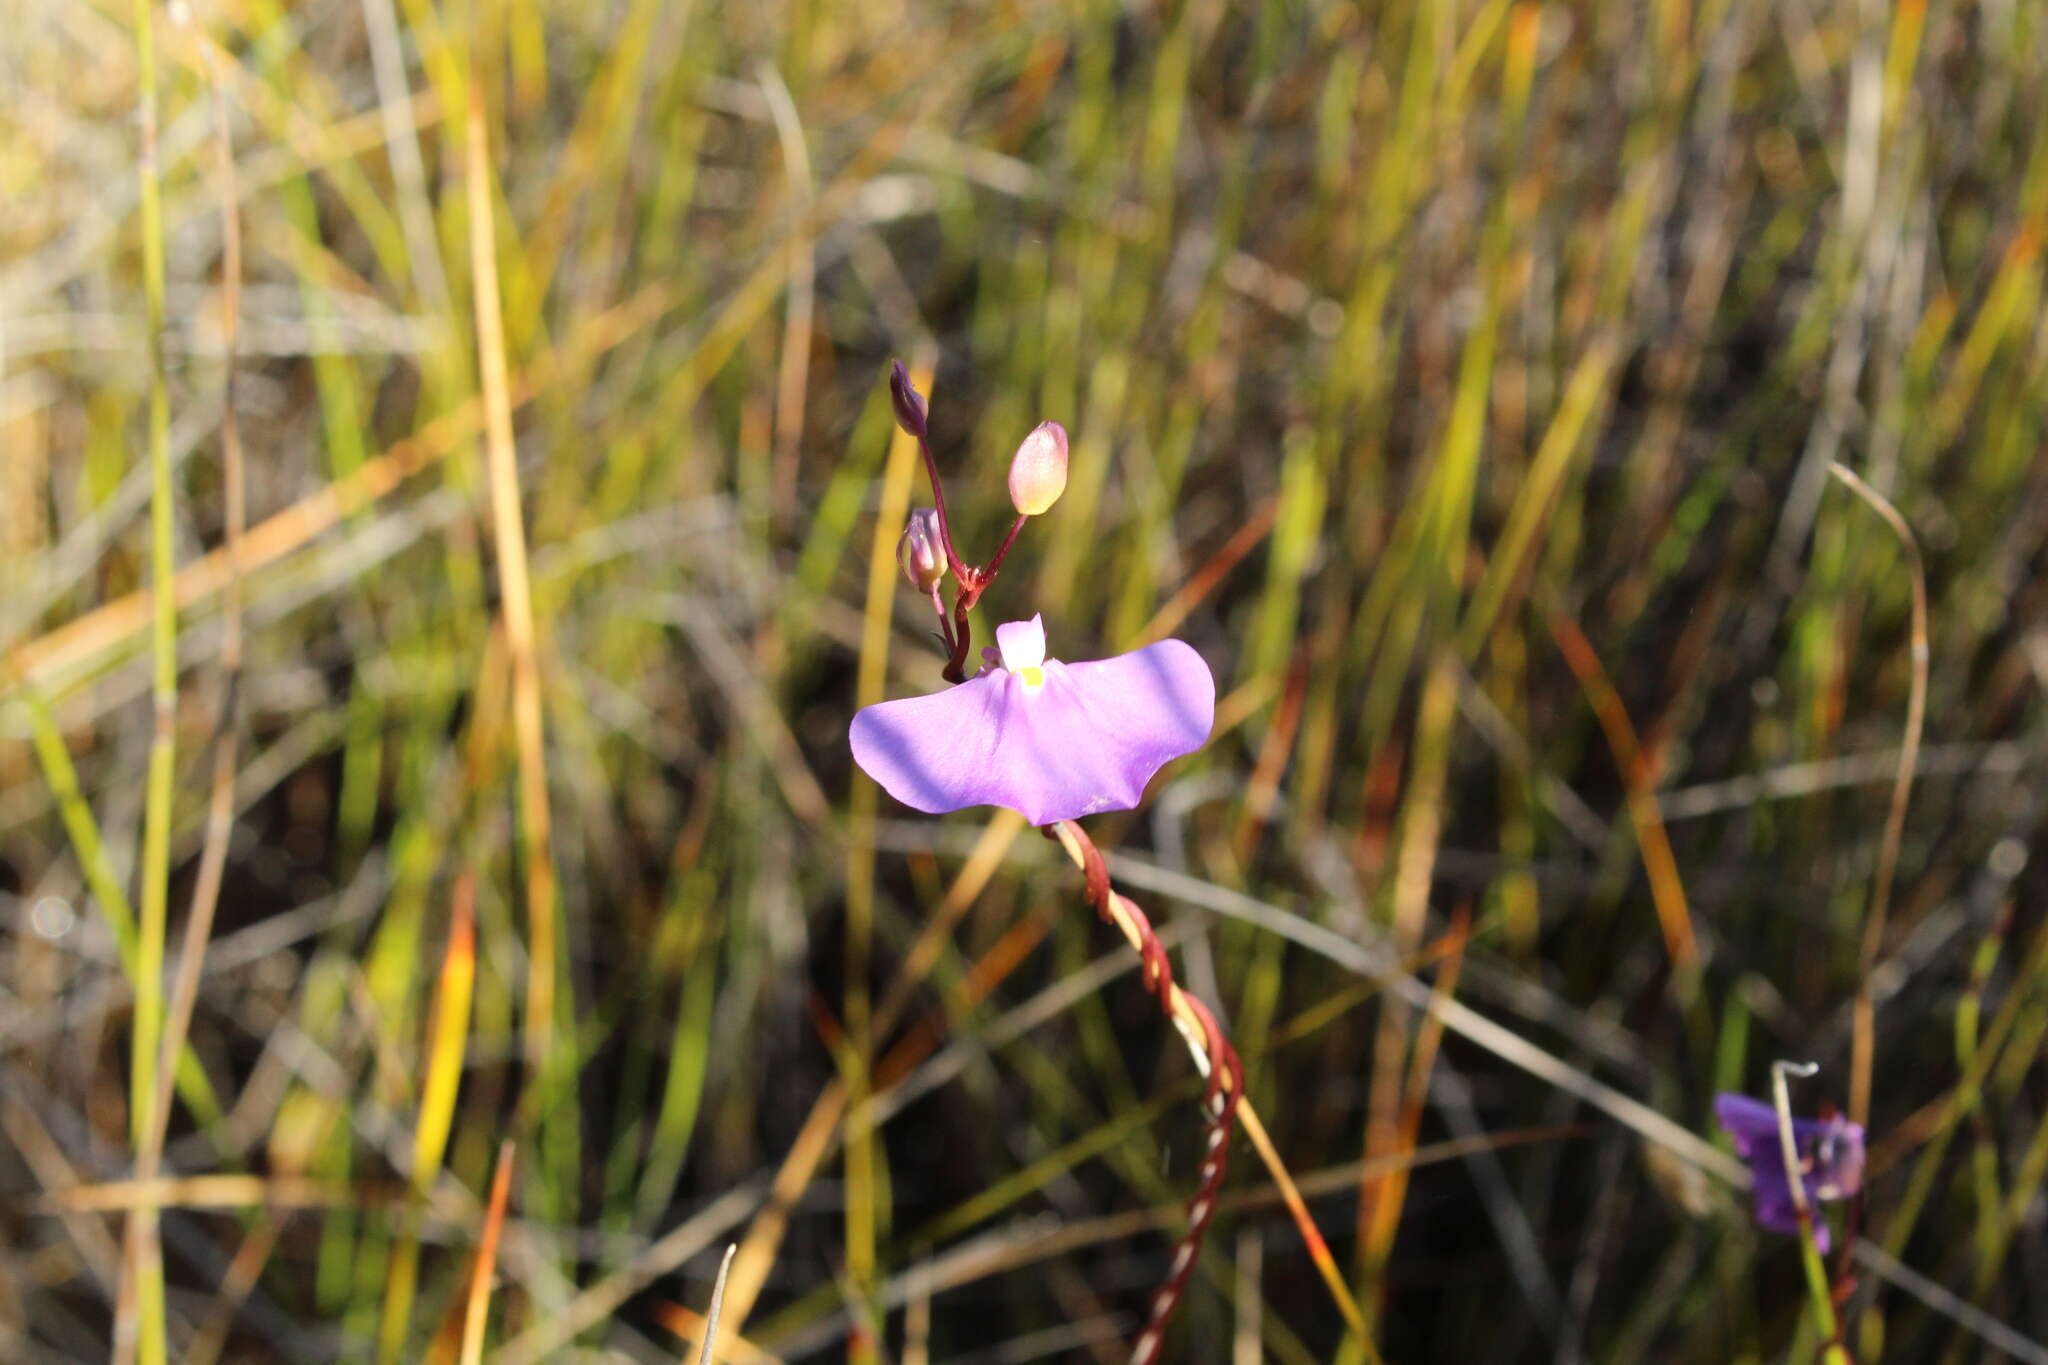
[1047,820,1242,1365]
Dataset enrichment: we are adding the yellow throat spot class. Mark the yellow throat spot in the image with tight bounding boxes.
[1017,666,1045,691]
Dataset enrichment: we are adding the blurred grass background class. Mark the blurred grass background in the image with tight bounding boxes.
[3,0,2047,1360]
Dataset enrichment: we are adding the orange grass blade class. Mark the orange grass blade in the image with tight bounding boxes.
[656,1304,786,1364]
[1358,653,1458,1320]
[1548,610,1700,974]
[458,1141,516,1365]
[1361,909,1472,1305]
[1238,1098,1373,1350]
[721,809,1024,1337]
[1133,497,1279,647]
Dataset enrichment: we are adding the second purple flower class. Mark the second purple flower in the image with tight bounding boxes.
[1714,1092,1866,1253]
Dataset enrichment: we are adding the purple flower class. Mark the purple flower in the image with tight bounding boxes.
[849,615,1214,826]
[1714,1092,1866,1252]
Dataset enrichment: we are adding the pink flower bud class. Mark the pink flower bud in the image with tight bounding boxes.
[1007,420,1068,516]
[898,507,946,592]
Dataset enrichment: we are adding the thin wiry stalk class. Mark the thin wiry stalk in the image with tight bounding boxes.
[694,1245,739,1365]
[1827,460,1928,1132]
[1770,1061,1852,1364]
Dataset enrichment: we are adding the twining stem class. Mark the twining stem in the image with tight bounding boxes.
[1044,824,1369,1351]
[1048,820,1241,1365]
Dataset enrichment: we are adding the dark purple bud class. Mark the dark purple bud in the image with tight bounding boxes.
[899,507,946,592]
[889,359,928,438]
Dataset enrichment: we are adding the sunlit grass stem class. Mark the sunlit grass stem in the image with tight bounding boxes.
[124,0,176,1360]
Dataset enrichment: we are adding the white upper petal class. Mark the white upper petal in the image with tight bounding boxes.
[995,614,1047,672]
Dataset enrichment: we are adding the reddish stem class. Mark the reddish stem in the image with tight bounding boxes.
[913,430,972,584]
[890,367,1043,685]
[906,421,984,683]
[941,579,987,683]
[981,513,1032,580]
[1049,822,1242,1364]
[928,583,954,654]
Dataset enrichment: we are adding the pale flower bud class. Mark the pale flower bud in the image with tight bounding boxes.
[1007,420,1069,516]
[899,507,946,592]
